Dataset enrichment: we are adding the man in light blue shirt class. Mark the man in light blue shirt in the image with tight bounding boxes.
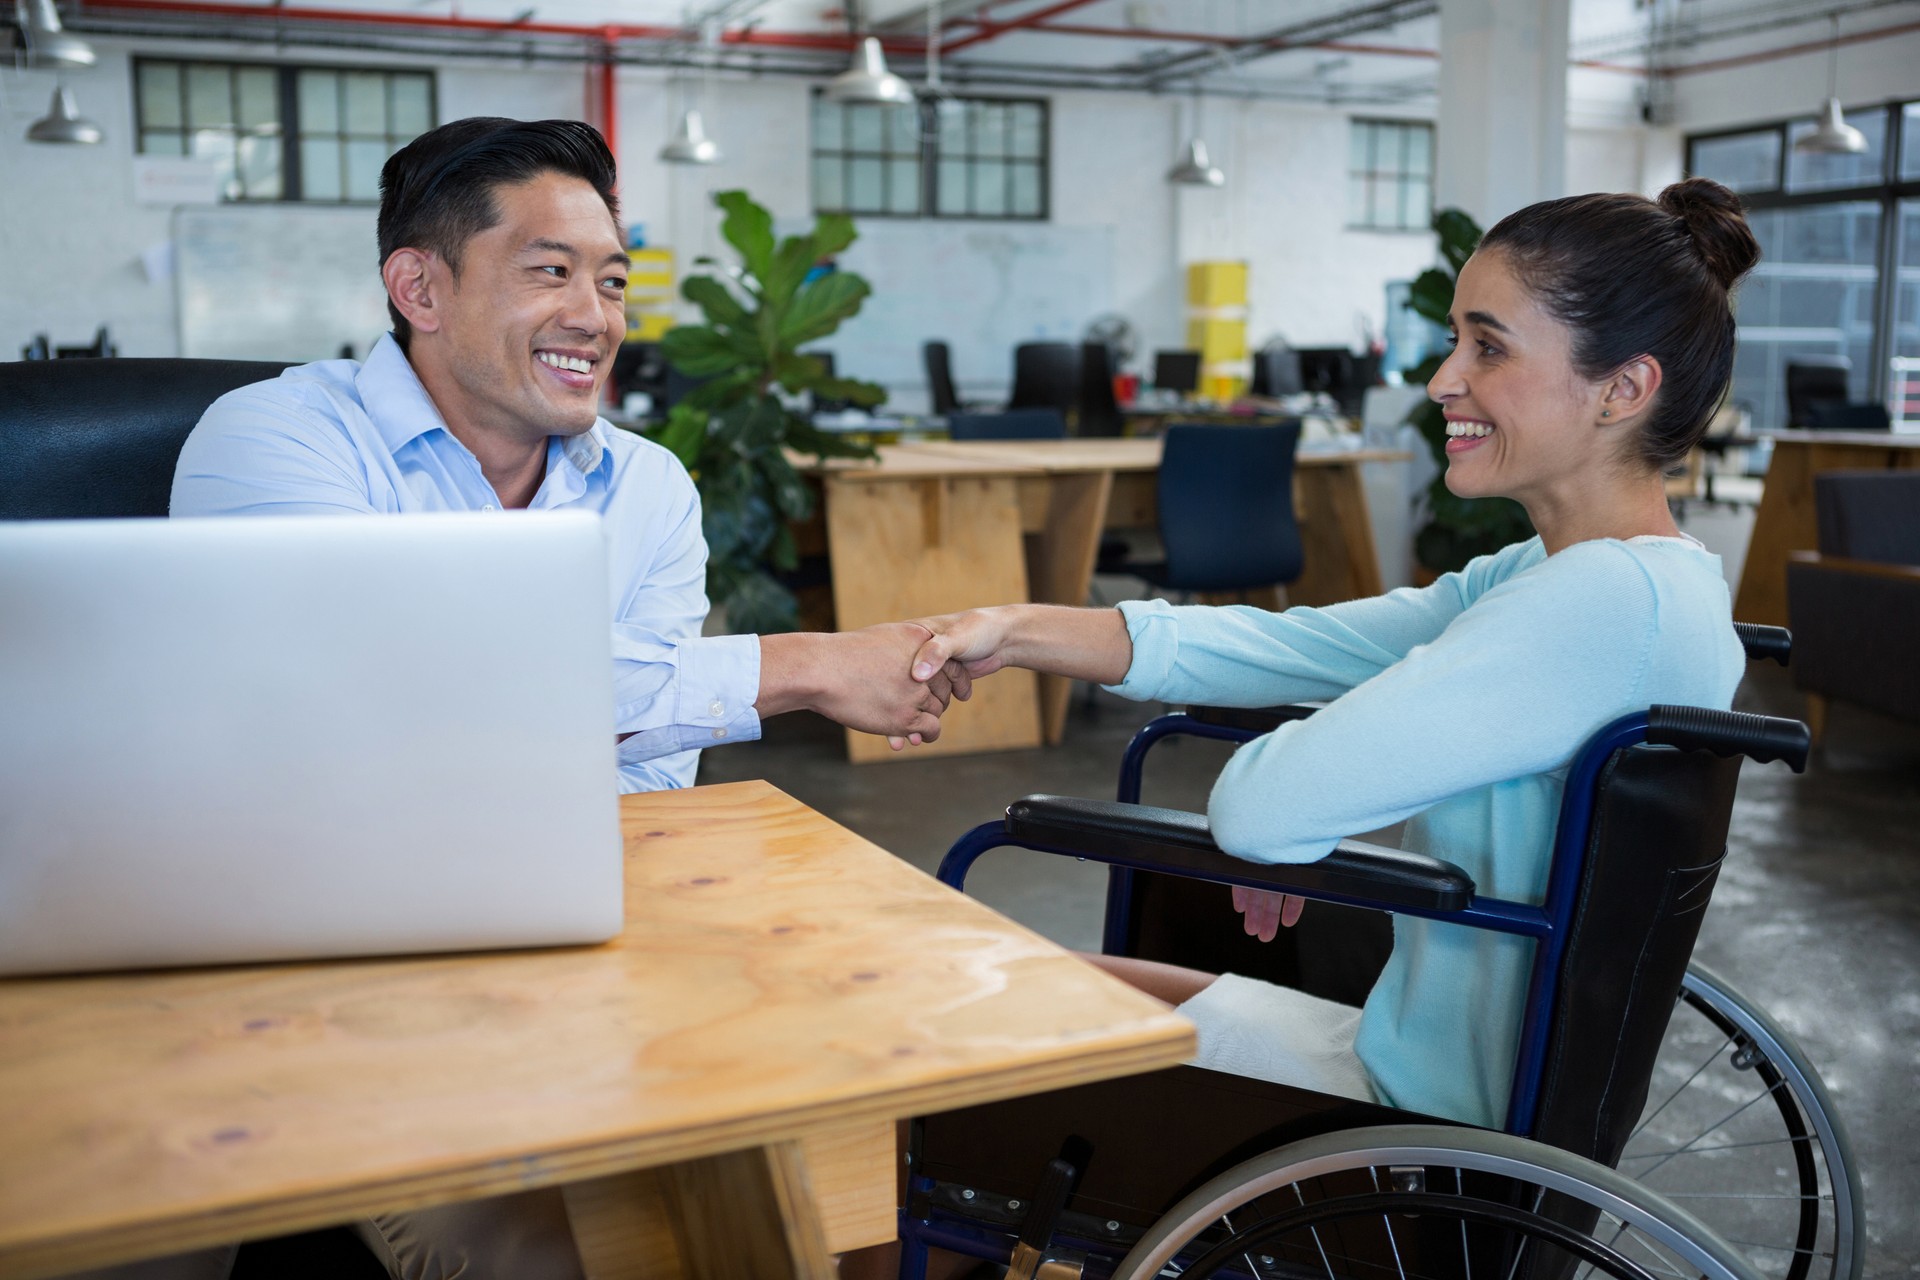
[172,117,954,800]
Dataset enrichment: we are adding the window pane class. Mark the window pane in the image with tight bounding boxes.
[1892,198,1920,427]
[933,99,966,152]
[812,96,843,149]
[298,70,339,134]
[345,138,387,201]
[1785,109,1887,193]
[886,157,920,214]
[1405,178,1431,229]
[1903,104,1920,181]
[343,72,387,135]
[974,158,1007,215]
[237,67,278,130]
[813,154,844,211]
[886,102,920,154]
[1347,174,1369,226]
[237,133,282,199]
[139,63,183,129]
[1009,102,1042,158]
[1730,202,1882,429]
[302,137,343,201]
[140,129,186,156]
[847,156,884,211]
[187,65,234,129]
[937,156,968,215]
[848,103,884,153]
[1348,120,1369,172]
[391,75,431,138]
[1405,125,1432,177]
[974,102,1009,158]
[1690,130,1781,193]
[1010,161,1040,217]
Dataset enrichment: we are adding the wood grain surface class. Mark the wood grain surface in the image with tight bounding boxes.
[0,782,1192,1278]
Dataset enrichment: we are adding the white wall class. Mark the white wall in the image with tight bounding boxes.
[1671,26,1920,133]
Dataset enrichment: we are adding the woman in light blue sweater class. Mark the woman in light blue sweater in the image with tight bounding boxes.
[904,179,1762,1130]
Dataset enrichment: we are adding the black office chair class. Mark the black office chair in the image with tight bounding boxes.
[925,340,963,416]
[947,409,1067,441]
[1151,349,1201,396]
[1801,400,1892,432]
[1785,356,1852,428]
[1008,342,1080,416]
[1250,344,1304,398]
[1115,422,1304,594]
[0,358,291,519]
[1077,340,1125,438]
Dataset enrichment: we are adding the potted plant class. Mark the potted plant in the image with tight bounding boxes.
[1403,208,1535,577]
[647,190,883,633]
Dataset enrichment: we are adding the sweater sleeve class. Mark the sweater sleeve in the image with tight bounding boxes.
[1205,541,1660,864]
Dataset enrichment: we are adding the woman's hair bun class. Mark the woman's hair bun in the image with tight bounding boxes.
[1658,177,1760,291]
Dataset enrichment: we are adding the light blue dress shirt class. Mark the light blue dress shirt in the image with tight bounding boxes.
[1107,534,1744,1127]
[170,333,762,793]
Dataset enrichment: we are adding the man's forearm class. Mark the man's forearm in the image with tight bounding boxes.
[754,631,829,718]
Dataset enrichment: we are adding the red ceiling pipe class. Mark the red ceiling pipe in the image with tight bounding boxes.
[596,29,617,161]
[944,0,1107,53]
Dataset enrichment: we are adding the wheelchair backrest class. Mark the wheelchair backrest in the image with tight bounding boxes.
[1528,743,1743,1167]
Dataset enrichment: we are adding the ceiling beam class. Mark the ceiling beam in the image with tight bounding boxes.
[1132,0,1438,86]
[943,0,1109,53]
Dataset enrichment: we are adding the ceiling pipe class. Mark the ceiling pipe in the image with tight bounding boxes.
[943,0,1107,54]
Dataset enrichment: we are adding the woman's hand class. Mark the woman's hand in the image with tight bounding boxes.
[1232,886,1305,942]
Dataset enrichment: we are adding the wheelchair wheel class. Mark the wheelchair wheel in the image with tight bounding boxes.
[1620,963,1864,1280]
[1112,1124,1762,1280]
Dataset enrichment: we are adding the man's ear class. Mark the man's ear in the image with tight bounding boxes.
[1600,355,1663,427]
[382,248,444,339]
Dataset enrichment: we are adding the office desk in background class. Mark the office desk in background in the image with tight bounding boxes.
[1733,430,1920,627]
[797,439,1412,762]
[0,782,1193,1280]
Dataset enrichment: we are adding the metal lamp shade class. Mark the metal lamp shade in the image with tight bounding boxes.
[15,0,95,67]
[1167,137,1225,187]
[26,86,103,145]
[1795,97,1867,155]
[824,36,915,104]
[659,108,723,165]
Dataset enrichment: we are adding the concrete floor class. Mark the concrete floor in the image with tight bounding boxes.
[698,527,1920,1275]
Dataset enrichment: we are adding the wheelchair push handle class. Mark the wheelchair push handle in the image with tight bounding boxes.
[1734,622,1791,666]
[1646,704,1811,773]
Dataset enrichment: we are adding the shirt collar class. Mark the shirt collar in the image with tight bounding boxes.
[356,332,613,481]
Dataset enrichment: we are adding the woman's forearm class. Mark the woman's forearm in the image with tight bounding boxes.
[998,604,1134,686]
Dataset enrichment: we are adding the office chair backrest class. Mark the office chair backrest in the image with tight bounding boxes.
[1530,744,1742,1167]
[1801,400,1891,432]
[1077,340,1124,437]
[1152,350,1201,395]
[1157,422,1304,591]
[1250,345,1303,398]
[1785,357,1851,427]
[924,340,961,416]
[1815,470,1920,564]
[947,409,1066,441]
[1009,342,1080,415]
[0,358,290,519]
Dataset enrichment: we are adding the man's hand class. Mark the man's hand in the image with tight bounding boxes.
[1232,886,1306,942]
[758,624,961,750]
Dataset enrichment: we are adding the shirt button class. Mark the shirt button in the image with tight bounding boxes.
[481,504,496,512]
[708,700,725,717]
[711,728,728,740]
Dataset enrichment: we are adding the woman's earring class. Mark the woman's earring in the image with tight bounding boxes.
[1601,408,1612,419]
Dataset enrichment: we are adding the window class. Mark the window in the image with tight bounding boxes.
[1348,119,1433,232]
[134,59,435,203]
[1687,103,1920,430]
[811,94,1048,221]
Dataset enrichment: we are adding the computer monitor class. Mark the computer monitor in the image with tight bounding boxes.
[1250,346,1304,398]
[1153,350,1201,395]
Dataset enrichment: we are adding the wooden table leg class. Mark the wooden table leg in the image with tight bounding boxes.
[1289,462,1385,607]
[1019,471,1113,746]
[824,475,1042,762]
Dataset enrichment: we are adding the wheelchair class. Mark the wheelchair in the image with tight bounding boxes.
[901,622,1861,1280]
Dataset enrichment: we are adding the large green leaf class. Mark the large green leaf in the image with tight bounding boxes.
[812,212,857,260]
[1434,208,1482,276]
[642,403,709,471]
[760,235,820,311]
[681,275,753,332]
[714,190,775,282]
[1407,268,1455,329]
[660,324,748,377]
[779,271,872,348]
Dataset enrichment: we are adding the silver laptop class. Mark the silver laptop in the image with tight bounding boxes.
[0,512,624,975]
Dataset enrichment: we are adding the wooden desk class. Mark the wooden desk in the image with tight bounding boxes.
[802,439,1409,759]
[0,782,1192,1280]
[1733,430,1920,626]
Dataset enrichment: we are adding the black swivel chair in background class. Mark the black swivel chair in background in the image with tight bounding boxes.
[924,340,963,415]
[1008,342,1080,417]
[0,358,291,519]
[1076,340,1125,437]
[947,409,1067,441]
[1250,344,1304,398]
[1784,356,1852,428]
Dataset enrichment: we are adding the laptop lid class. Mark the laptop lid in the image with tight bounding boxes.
[0,512,624,975]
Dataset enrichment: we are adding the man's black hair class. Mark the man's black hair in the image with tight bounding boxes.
[376,117,620,350]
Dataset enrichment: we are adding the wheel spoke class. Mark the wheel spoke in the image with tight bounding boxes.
[1631,1080,1792,1182]
[1629,1028,1738,1142]
[1620,1134,1813,1159]
[1366,1166,1409,1280]
[1292,1180,1337,1280]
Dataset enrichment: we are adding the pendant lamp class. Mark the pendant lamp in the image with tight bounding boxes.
[26,84,103,145]
[14,0,95,68]
[659,108,722,165]
[1168,136,1226,186]
[1795,17,1866,155]
[825,36,915,105]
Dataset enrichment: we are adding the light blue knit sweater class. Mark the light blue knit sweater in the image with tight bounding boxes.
[1107,535,1744,1127]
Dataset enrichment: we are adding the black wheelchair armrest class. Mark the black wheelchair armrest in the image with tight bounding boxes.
[1004,794,1476,913]
[1182,703,1323,735]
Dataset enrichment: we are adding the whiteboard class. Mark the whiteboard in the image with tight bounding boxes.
[803,219,1114,406]
[174,206,390,362]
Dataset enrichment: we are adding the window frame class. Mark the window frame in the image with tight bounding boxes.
[1346,117,1434,234]
[1685,100,1920,414]
[131,56,438,205]
[809,91,1051,223]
